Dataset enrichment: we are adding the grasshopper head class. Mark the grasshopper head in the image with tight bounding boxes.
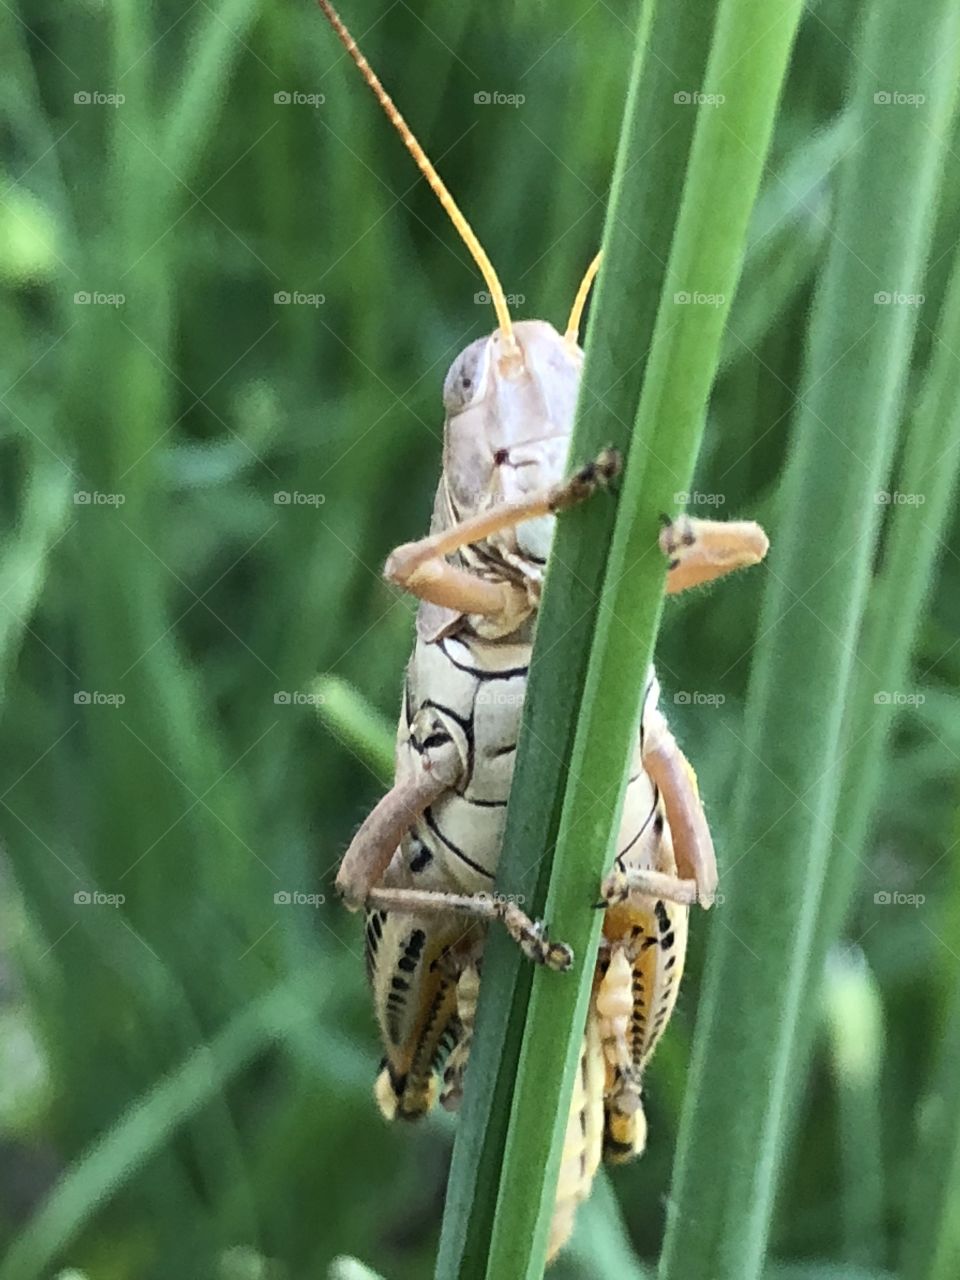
[440,320,583,565]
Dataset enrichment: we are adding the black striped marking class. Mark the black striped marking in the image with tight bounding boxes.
[423,806,495,880]
[618,787,659,860]
[364,910,386,980]
[409,837,433,874]
[439,636,530,682]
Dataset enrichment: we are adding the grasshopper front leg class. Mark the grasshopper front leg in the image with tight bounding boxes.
[662,514,768,595]
[384,448,620,620]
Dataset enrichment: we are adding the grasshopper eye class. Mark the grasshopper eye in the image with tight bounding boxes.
[442,337,488,416]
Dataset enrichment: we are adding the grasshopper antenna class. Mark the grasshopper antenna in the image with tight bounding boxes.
[565,250,602,345]
[317,0,516,349]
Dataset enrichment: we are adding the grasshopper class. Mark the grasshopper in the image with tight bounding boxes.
[319,0,769,1259]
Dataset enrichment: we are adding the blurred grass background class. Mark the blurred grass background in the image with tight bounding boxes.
[0,1,958,1278]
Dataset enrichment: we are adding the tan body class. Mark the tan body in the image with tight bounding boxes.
[316,1,769,1263]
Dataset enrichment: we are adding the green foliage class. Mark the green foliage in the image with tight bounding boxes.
[0,1,958,1279]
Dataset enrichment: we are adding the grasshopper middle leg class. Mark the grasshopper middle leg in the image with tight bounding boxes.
[365,886,573,971]
[600,708,718,908]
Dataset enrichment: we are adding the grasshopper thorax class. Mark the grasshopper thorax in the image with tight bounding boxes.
[440,320,583,567]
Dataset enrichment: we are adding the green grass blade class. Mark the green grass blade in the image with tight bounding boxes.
[0,978,324,1280]
[809,223,960,982]
[0,455,71,695]
[436,0,723,1268]
[900,962,960,1280]
[823,949,885,1267]
[162,0,263,184]
[658,4,960,1279]
[313,674,395,785]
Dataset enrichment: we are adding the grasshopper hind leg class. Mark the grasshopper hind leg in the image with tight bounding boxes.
[547,1013,605,1263]
[596,944,649,1164]
[440,962,479,1112]
[367,910,465,1122]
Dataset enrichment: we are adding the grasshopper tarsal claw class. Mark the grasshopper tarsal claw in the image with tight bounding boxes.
[550,448,623,514]
[497,900,574,971]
